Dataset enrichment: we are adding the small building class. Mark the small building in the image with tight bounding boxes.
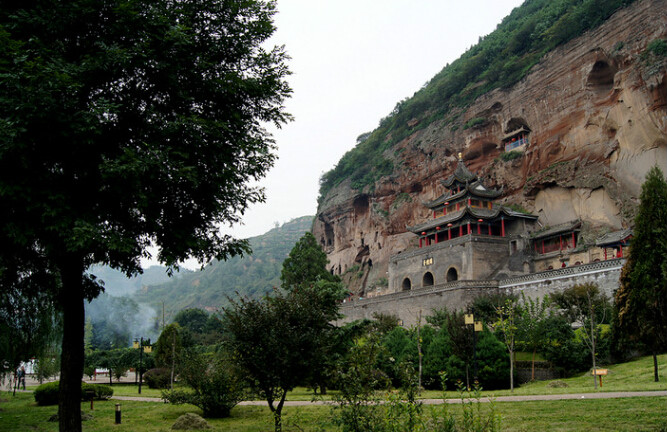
[596,229,632,260]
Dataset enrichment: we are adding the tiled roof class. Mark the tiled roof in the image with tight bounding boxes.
[408,206,536,234]
[530,220,582,239]
[595,229,633,246]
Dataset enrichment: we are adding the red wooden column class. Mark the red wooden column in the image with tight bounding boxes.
[488,224,492,236]
[619,245,623,257]
[477,219,482,234]
[604,248,607,260]
[559,235,563,251]
[501,218,506,237]
[419,238,422,248]
[447,224,452,240]
[435,227,440,244]
[459,225,463,237]
[572,232,576,248]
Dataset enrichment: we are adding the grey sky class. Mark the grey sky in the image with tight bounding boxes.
[143,0,525,270]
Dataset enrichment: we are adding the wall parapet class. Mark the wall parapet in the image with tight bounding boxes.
[499,258,624,288]
[342,279,499,309]
[390,234,509,263]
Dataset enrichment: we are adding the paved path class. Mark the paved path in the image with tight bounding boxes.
[111,390,667,405]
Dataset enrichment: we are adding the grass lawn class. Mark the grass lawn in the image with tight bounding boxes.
[1,392,665,431]
[419,353,667,399]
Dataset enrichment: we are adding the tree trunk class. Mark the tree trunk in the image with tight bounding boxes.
[591,316,597,390]
[653,352,659,382]
[58,258,85,432]
[170,333,176,390]
[510,349,514,393]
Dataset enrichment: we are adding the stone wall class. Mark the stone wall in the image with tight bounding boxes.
[339,259,624,326]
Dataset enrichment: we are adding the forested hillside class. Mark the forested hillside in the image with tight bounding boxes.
[133,216,314,313]
[88,264,184,297]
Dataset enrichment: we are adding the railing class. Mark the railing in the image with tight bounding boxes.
[499,258,625,287]
[505,138,529,152]
[390,234,508,263]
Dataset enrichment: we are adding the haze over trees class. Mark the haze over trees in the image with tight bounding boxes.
[0,1,290,430]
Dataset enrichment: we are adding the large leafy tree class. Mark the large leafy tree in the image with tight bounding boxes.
[551,283,610,389]
[0,1,290,430]
[616,166,667,381]
[223,283,344,432]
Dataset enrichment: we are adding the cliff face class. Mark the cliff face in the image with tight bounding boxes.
[313,0,667,296]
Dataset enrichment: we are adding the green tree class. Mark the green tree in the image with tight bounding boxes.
[0,1,290,430]
[154,323,182,390]
[551,283,610,389]
[492,298,518,392]
[280,232,339,290]
[223,283,343,432]
[162,350,244,418]
[516,293,550,381]
[616,165,667,381]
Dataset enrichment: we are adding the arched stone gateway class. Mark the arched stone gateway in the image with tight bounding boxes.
[423,272,434,287]
[402,278,412,291]
[446,267,458,282]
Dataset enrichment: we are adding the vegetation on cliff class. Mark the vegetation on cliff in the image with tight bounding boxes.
[318,0,637,204]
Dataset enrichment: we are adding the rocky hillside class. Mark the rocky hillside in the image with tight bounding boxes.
[313,0,667,296]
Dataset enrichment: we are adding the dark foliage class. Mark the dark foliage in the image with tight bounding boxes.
[144,368,171,389]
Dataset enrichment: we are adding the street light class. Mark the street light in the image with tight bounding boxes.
[464,310,483,387]
[133,337,152,394]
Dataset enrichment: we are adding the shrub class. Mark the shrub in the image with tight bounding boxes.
[500,151,523,162]
[463,117,487,130]
[162,351,244,418]
[81,382,113,400]
[34,381,113,406]
[34,381,60,406]
[144,368,171,389]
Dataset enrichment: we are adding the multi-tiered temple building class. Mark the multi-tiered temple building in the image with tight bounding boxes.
[386,155,629,295]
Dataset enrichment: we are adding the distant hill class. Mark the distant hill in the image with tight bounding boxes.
[132,216,314,313]
[88,264,184,297]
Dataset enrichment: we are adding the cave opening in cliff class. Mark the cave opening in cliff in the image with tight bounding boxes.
[423,272,434,287]
[353,194,370,219]
[446,267,458,282]
[402,278,412,291]
[587,60,616,94]
[324,221,334,247]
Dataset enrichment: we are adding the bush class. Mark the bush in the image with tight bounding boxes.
[144,368,171,389]
[34,381,113,406]
[81,382,113,400]
[162,351,244,418]
[34,381,60,406]
[501,151,523,162]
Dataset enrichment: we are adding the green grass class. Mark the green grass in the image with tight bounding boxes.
[1,392,666,431]
[416,354,667,399]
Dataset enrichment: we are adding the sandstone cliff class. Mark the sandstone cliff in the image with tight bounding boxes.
[313,0,667,297]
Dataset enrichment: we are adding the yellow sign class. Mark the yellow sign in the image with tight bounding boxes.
[464,314,474,325]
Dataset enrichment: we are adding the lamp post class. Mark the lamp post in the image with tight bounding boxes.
[133,337,152,394]
[464,310,483,387]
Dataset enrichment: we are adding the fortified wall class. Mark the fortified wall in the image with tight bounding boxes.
[338,259,624,327]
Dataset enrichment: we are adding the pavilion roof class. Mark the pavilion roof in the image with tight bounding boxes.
[530,220,582,240]
[442,158,477,188]
[425,180,503,209]
[408,206,536,234]
[595,229,633,246]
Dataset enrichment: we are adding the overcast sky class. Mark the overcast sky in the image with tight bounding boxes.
[143,0,525,270]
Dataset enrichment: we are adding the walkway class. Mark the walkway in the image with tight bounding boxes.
[110,390,667,405]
